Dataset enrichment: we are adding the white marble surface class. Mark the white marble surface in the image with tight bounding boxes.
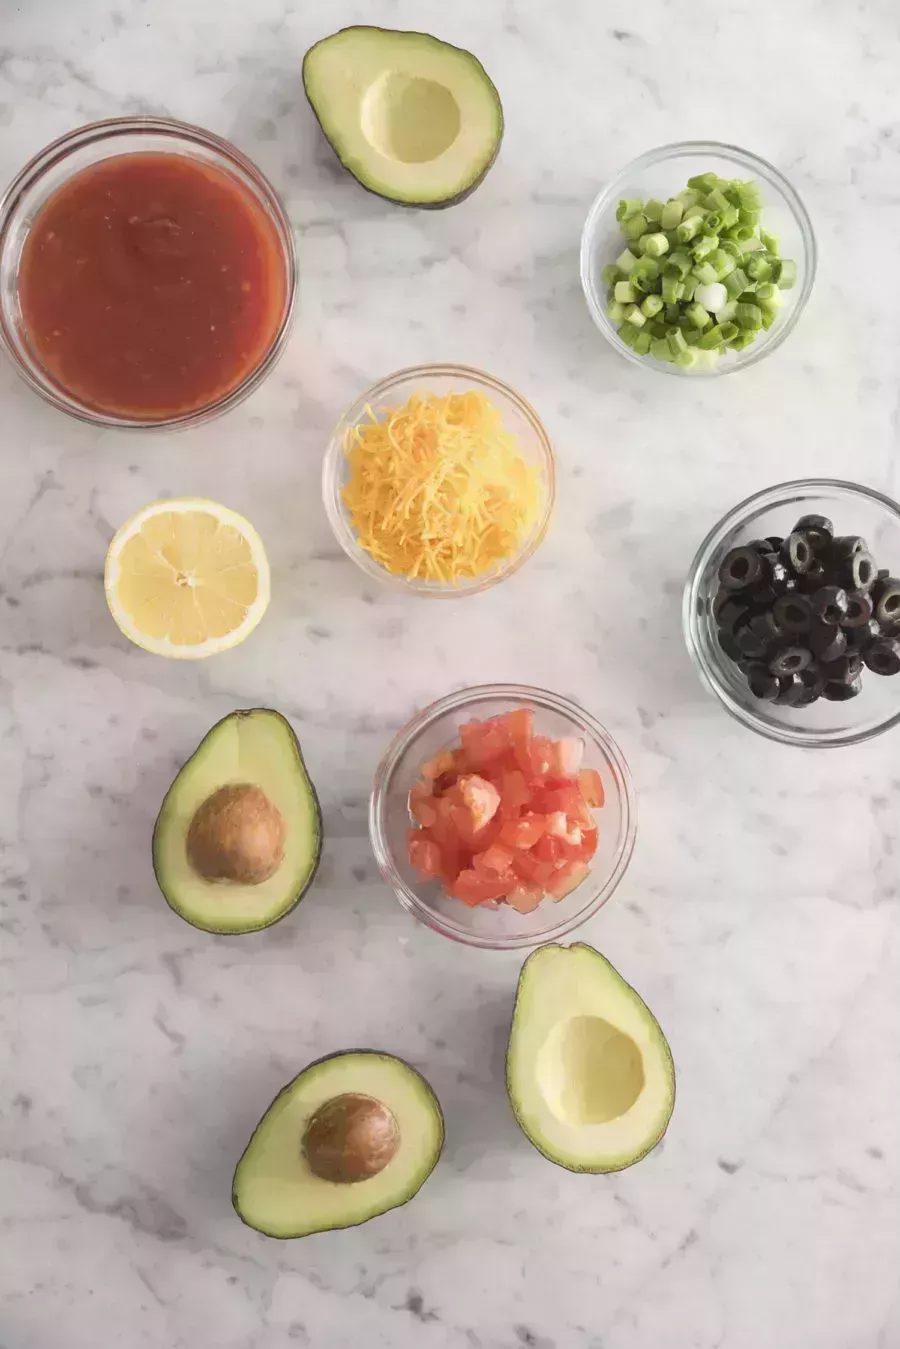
[2,1,900,1346]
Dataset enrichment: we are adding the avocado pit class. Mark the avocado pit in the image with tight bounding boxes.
[187,783,285,885]
[303,1093,400,1183]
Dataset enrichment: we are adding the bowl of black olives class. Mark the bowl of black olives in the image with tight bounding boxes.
[683,480,900,746]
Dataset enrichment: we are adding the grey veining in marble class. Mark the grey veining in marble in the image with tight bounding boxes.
[2,2,900,1347]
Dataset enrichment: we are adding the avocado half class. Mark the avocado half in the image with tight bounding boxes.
[152,709,322,935]
[507,943,675,1173]
[232,1050,445,1238]
[303,26,503,208]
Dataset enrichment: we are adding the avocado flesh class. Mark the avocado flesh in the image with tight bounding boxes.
[233,1051,444,1238]
[303,26,503,207]
[152,709,322,934]
[507,944,675,1173]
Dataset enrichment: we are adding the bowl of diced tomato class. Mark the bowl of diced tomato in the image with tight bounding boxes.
[370,684,637,948]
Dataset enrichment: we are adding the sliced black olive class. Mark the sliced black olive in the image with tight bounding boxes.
[765,534,785,552]
[717,629,742,663]
[759,552,796,596]
[845,618,882,652]
[748,538,775,554]
[822,676,863,701]
[819,653,863,683]
[715,599,751,635]
[846,551,877,592]
[773,593,813,632]
[811,585,849,626]
[769,645,813,677]
[864,638,900,676]
[748,611,782,644]
[793,514,833,551]
[831,535,868,560]
[841,590,874,628]
[796,667,825,705]
[798,559,827,592]
[783,531,816,575]
[743,662,780,701]
[871,576,900,626]
[774,673,808,705]
[736,625,769,660]
[718,546,764,591]
[809,624,848,662]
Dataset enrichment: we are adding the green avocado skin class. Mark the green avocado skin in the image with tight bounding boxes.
[505,942,677,1174]
[231,1049,446,1238]
[302,25,504,210]
[151,709,323,936]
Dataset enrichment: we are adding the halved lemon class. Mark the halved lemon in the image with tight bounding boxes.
[104,498,270,659]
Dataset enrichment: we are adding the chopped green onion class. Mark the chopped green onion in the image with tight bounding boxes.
[640,232,669,258]
[617,321,639,348]
[703,211,722,233]
[661,273,680,304]
[735,302,763,330]
[761,308,777,329]
[760,228,778,253]
[719,238,742,259]
[681,275,697,302]
[616,248,640,273]
[644,199,664,224]
[675,347,698,369]
[719,204,739,229]
[640,293,664,318]
[692,261,718,286]
[775,258,797,289]
[614,280,637,303]
[623,304,647,328]
[677,188,699,207]
[684,301,711,330]
[623,212,649,240]
[648,319,668,338]
[660,200,684,230]
[675,218,702,244]
[630,257,661,291]
[607,300,628,324]
[616,198,643,221]
[667,328,688,358]
[664,250,693,278]
[698,325,725,350]
[727,223,755,242]
[692,234,719,261]
[716,298,738,323]
[687,172,718,192]
[633,329,653,356]
[651,337,675,362]
[682,327,703,345]
[724,267,750,299]
[601,263,622,287]
[728,330,758,350]
[745,253,773,283]
[665,302,680,323]
[710,249,736,280]
[719,320,740,342]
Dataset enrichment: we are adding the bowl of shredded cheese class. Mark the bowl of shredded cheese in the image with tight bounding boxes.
[322,364,555,595]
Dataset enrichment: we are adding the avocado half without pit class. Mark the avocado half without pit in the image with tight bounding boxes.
[152,709,322,934]
[232,1051,444,1238]
[507,944,675,1172]
[303,26,503,207]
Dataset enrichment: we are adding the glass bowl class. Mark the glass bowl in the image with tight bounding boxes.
[684,480,900,747]
[0,116,296,429]
[370,684,636,948]
[322,365,555,597]
[580,140,816,377]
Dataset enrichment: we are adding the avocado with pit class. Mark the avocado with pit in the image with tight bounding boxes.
[152,709,322,934]
[232,1050,444,1238]
[507,943,675,1173]
[303,26,503,208]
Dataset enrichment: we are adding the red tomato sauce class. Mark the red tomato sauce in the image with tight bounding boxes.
[18,152,288,420]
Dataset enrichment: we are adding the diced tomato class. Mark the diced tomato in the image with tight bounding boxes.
[497,769,530,819]
[419,750,455,783]
[506,883,544,914]
[409,784,438,829]
[534,832,566,864]
[551,737,584,776]
[475,841,516,874]
[449,868,513,906]
[408,833,442,879]
[532,784,594,830]
[511,850,556,886]
[578,768,605,809]
[460,717,509,770]
[457,774,500,830]
[499,813,546,850]
[546,860,590,901]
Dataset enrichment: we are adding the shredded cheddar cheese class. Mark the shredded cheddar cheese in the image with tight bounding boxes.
[342,390,544,584]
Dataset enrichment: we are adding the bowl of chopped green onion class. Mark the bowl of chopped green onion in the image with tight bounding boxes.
[580,142,815,375]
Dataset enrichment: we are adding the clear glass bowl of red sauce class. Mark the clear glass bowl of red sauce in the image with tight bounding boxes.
[0,117,296,429]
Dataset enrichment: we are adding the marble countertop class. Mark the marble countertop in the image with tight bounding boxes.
[2,2,900,1347]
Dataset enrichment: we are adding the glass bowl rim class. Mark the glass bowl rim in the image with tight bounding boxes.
[579,138,817,378]
[369,682,637,948]
[0,114,297,431]
[683,477,900,747]
[321,362,556,598]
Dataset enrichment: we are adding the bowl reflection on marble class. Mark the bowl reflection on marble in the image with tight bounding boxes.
[370,684,637,949]
[684,480,900,747]
[580,140,816,377]
[321,364,555,597]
